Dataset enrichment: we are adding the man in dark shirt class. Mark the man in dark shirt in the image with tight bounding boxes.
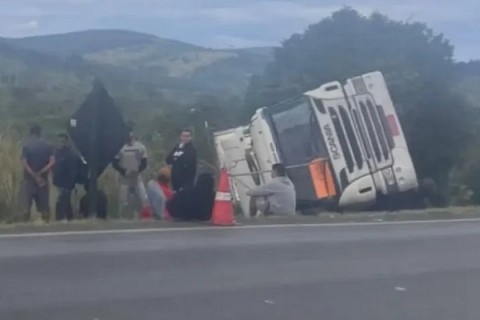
[166,128,197,191]
[53,133,78,221]
[21,125,55,222]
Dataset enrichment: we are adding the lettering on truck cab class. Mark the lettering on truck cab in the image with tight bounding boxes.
[324,124,341,160]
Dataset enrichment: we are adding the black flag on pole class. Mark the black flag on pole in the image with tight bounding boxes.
[68,80,128,176]
[68,80,129,216]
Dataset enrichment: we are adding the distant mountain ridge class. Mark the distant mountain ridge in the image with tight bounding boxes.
[0,29,274,102]
[5,30,197,57]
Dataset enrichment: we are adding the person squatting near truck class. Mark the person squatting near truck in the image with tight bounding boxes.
[247,163,297,217]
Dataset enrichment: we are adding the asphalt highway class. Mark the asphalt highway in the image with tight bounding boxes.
[2,220,480,319]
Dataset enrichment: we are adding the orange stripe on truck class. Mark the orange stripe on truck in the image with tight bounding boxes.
[309,159,337,199]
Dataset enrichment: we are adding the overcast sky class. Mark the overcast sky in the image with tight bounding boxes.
[1,0,478,61]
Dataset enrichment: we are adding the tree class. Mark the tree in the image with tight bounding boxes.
[244,7,476,192]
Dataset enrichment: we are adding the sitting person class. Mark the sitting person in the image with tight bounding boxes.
[247,163,296,217]
[146,167,174,219]
[167,172,215,221]
[79,182,108,220]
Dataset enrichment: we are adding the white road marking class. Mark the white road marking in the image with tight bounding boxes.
[1,218,480,239]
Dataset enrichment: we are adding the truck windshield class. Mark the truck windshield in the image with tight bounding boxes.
[269,98,327,165]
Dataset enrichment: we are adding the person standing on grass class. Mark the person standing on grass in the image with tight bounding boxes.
[52,133,78,222]
[21,124,55,223]
[112,128,148,218]
[166,128,197,192]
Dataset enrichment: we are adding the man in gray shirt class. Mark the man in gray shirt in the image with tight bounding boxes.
[21,125,55,222]
[112,129,148,218]
[247,163,296,217]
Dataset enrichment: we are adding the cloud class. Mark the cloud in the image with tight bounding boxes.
[10,20,40,31]
[3,0,478,25]
[196,2,344,24]
[0,0,478,60]
[209,35,277,48]
[1,6,43,18]
[7,20,40,32]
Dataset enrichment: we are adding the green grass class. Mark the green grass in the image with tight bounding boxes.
[0,129,23,221]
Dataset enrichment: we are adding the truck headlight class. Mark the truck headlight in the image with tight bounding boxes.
[383,168,395,185]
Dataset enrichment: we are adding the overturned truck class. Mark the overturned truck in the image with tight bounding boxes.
[215,71,419,217]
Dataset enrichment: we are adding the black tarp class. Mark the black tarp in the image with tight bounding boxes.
[68,80,128,177]
[68,81,128,215]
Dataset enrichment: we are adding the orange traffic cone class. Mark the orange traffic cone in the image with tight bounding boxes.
[211,168,235,226]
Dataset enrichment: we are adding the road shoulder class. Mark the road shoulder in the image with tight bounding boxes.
[0,207,479,235]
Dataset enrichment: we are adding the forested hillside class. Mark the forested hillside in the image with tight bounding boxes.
[1,9,480,220]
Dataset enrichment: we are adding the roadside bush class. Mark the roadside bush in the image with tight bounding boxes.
[0,129,23,221]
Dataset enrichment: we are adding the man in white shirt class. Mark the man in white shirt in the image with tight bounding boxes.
[112,130,148,218]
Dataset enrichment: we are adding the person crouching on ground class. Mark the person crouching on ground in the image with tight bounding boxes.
[247,163,296,217]
[146,167,174,220]
[167,172,215,221]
